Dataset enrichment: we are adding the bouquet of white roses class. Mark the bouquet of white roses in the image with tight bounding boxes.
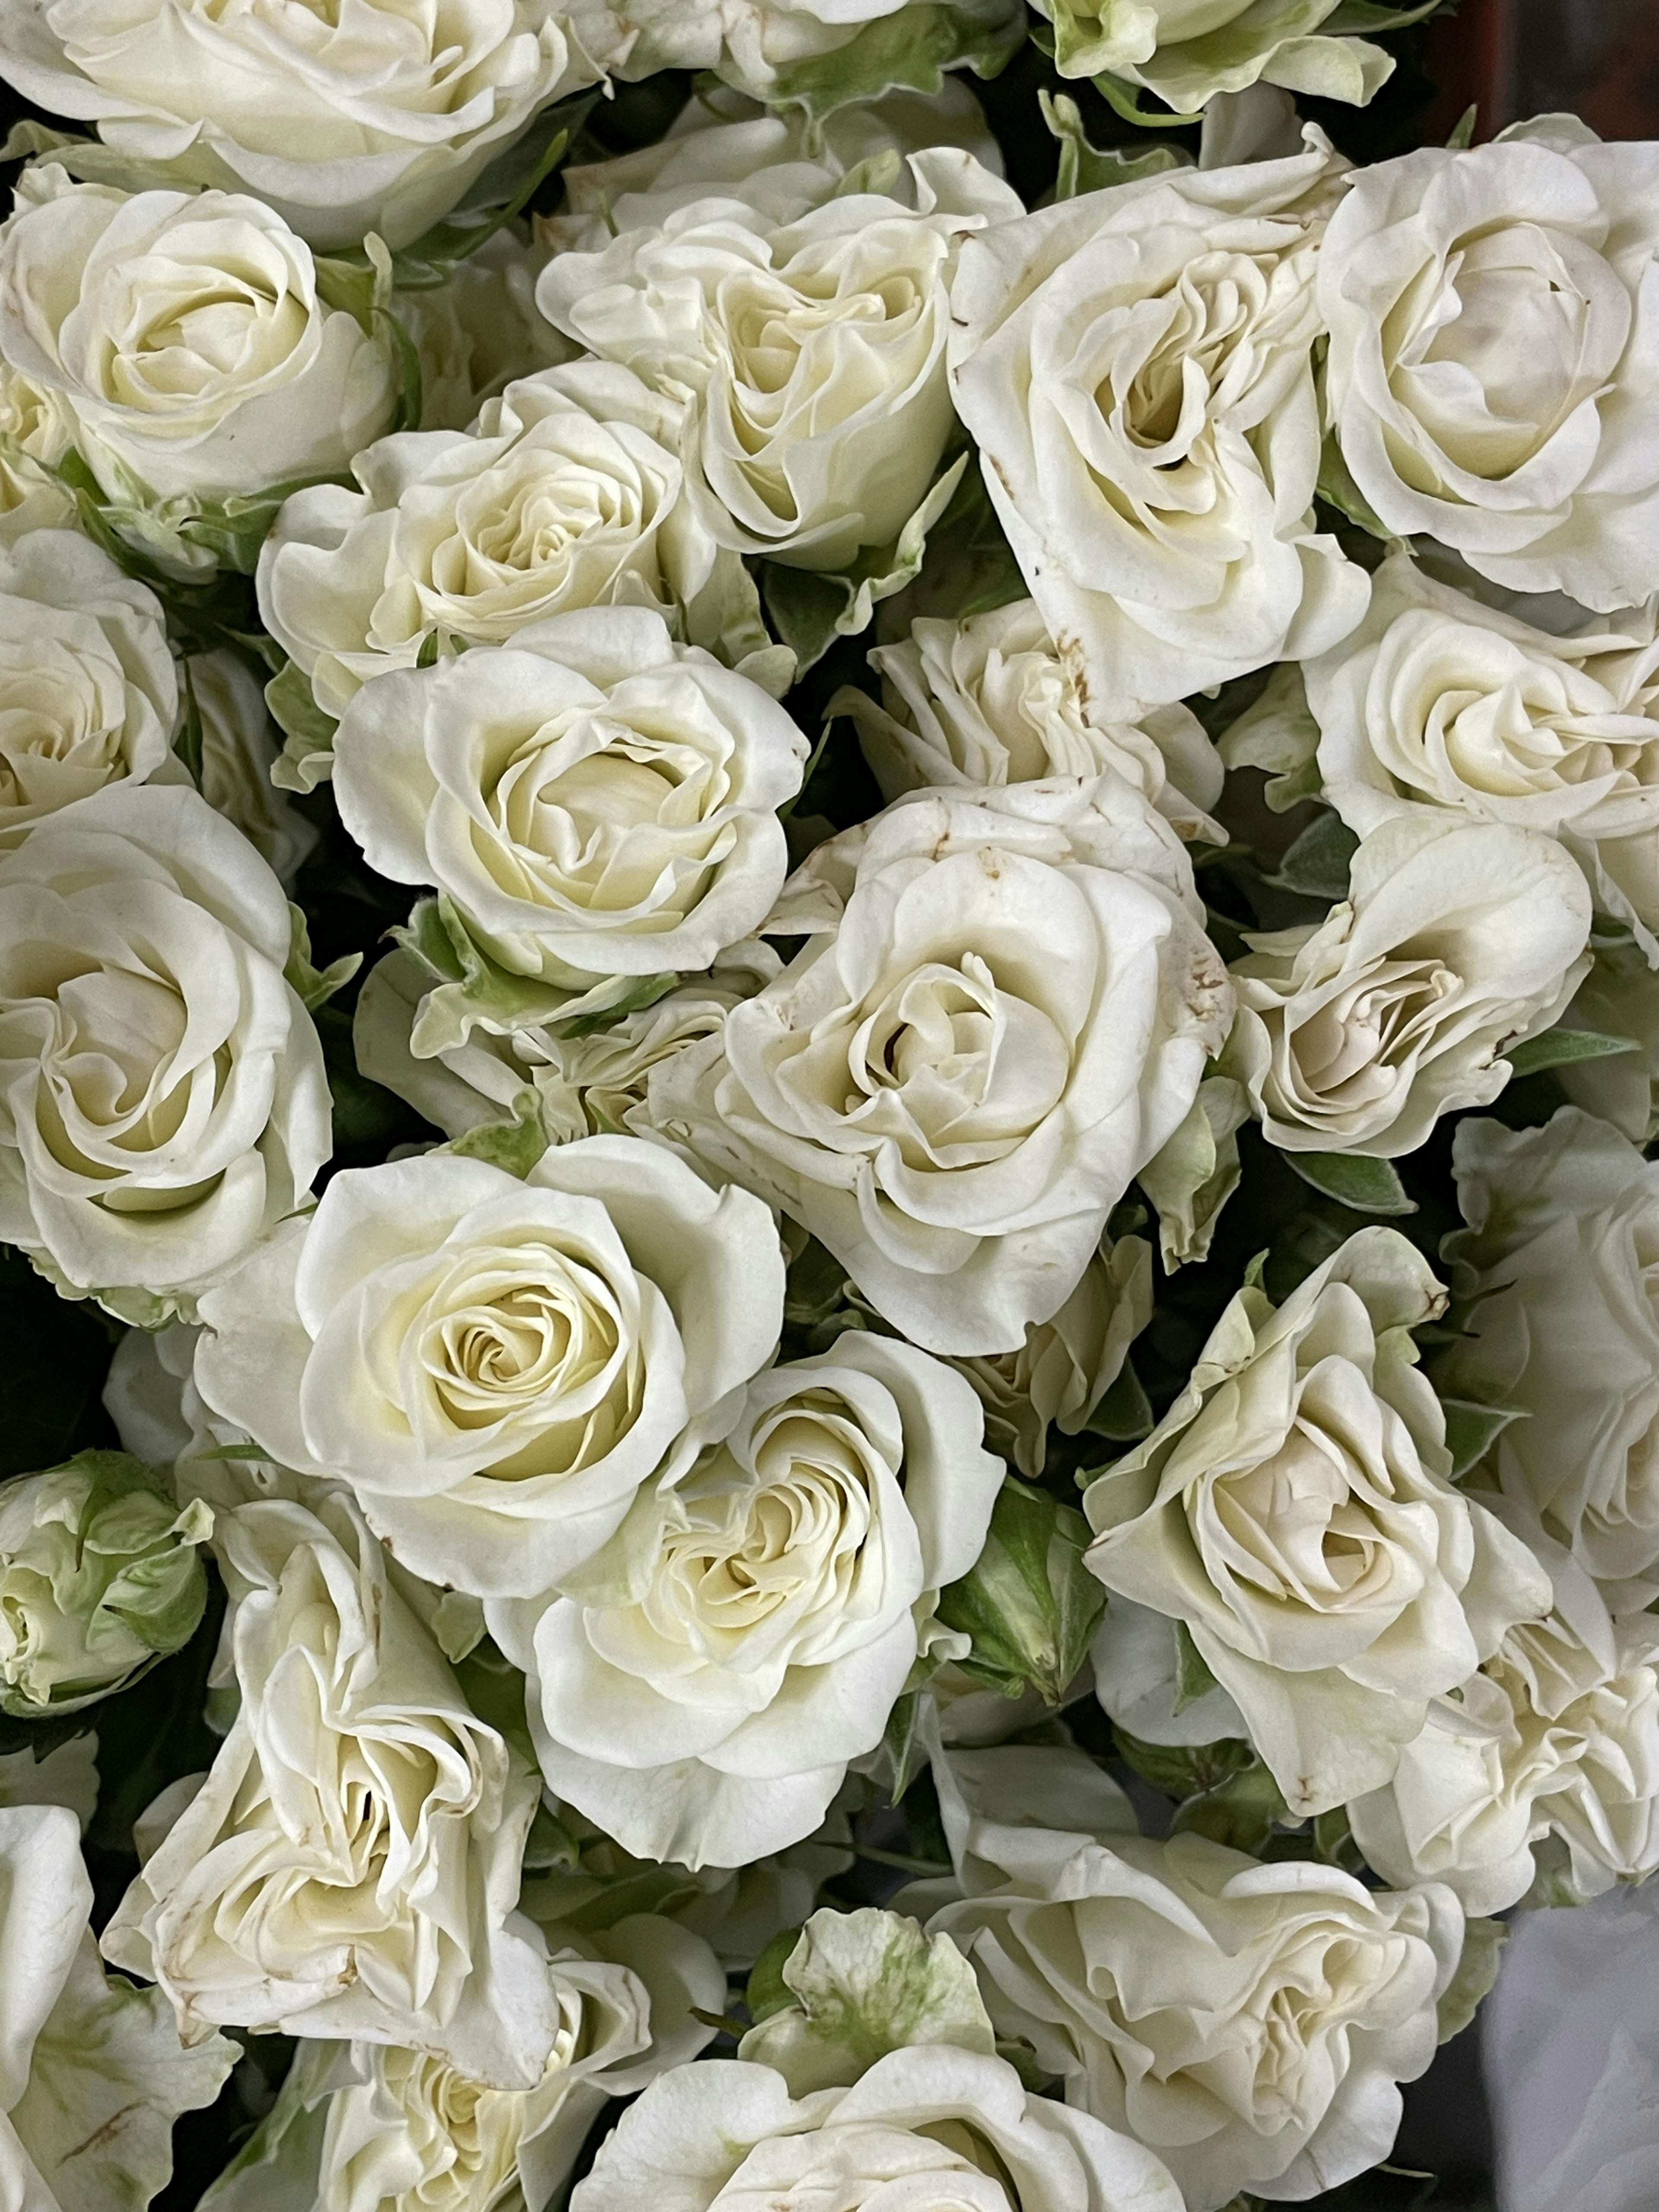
[0,2,1651,2208]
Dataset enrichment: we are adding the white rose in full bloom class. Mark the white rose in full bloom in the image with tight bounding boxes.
[836,597,1225,842]
[0,169,397,512]
[0,526,179,842]
[1033,0,1399,112]
[570,2046,1184,2212]
[918,1745,1464,2211]
[1224,813,1592,1156]
[0,0,589,252]
[536,147,1021,572]
[1319,123,1659,613]
[352,943,776,1147]
[1,1802,235,2212]
[0,783,331,1317]
[397,229,574,436]
[259,363,777,744]
[188,648,318,887]
[648,777,1232,1357]
[1084,1227,1553,1814]
[1306,552,1659,953]
[196,1913,724,2212]
[948,132,1366,722]
[333,609,808,1014]
[951,1235,1153,1479]
[192,1140,786,1598]
[1440,1107,1659,1611]
[491,1330,1003,1867]
[1351,1513,1659,1916]
[102,1495,558,2086]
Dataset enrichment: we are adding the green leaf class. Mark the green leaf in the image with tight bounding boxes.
[1447,102,1478,147]
[1085,1357,1154,1445]
[760,0,1026,122]
[1092,72,1205,127]
[934,1477,1106,1707]
[1111,1729,1257,1801]
[1172,1621,1220,1715]
[1503,1026,1641,1080]
[284,905,361,1012]
[1039,90,1189,198]
[1268,807,1358,900]
[1282,1150,1417,1217]
[442,1088,548,1179]
[1171,1758,1291,1855]
[745,1929,805,2030]
[880,1688,931,1802]
[1439,1396,1529,1481]
[387,107,583,289]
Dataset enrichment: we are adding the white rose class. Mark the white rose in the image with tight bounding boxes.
[648,777,1232,1357]
[1224,813,1592,1156]
[0,783,331,1316]
[191,1140,786,1598]
[0,526,179,841]
[1084,1227,1553,1814]
[0,169,396,508]
[259,362,777,747]
[0,357,78,541]
[0,1802,235,2212]
[948,132,1366,721]
[397,229,575,436]
[189,648,318,887]
[492,1330,1003,1866]
[569,2046,1184,2212]
[536,148,1021,572]
[333,608,807,1016]
[1441,1106,1659,1610]
[836,597,1225,842]
[1351,1514,1659,1916]
[102,1495,557,2086]
[1306,552,1659,948]
[196,1916,724,2212]
[921,1745,1464,2212]
[0,0,588,252]
[352,944,775,1147]
[1319,122,1659,613]
[951,1235,1153,1479]
[541,86,1005,251]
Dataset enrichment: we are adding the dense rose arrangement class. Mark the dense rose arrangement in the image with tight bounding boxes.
[0,6,1651,2211]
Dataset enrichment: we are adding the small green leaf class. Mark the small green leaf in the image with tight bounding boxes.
[1091,71,1204,127]
[443,1088,548,1179]
[935,1477,1106,1707]
[1268,808,1359,900]
[1437,1916,1506,2043]
[1171,1759,1291,1856]
[746,1929,805,2029]
[880,1688,930,1802]
[1439,1396,1529,1481]
[761,0,1026,122]
[1172,1621,1219,1715]
[1447,102,1478,147]
[1503,1026,1641,1080]
[1112,1728,1257,1801]
[1282,1150,1417,1217]
[284,905,361,1011]
[1085,1357,1154,1445]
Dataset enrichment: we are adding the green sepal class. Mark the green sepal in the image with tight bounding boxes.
[1281,1150,1417,1217]
[1172,1620,1220,1714]
[1110,1728,1257,1801]
[284,905,361,1011]
[1503,1026,1642,1080]
[1170,1758,1291,1856]
[745,1928,804,2029]
[1438,1396,1529,1482]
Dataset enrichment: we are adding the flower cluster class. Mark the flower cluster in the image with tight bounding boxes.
[0,8,1652,2212]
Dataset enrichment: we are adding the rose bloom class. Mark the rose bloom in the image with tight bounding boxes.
[1307,552,1659,953]
[569,2046,1185,2212]
[1351,1511,1659,1916]
[838,597,1225,842]
[1442,1106,1659,1611]
[948,130,1366,721]
[0,526,178,841]
[1034,0,1399,113]
[103,1496,558,2086]
[332,607,808,1011]
[1319,121,1659,613]
[351,944,774,1149]
[647,776,1232,1357]
[919,1745,1465,2211]
[0,0,589,252]
[1084,1227,1551,1814]
[260,361,777,756]
[0,783,331,1318]
[1,1803,235,2212]
[491,1331,1004,1867]
[536,145,1020,573]
[1224,813,1592,1157]
[0,168,396,512]
[191,1140,785,1599]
